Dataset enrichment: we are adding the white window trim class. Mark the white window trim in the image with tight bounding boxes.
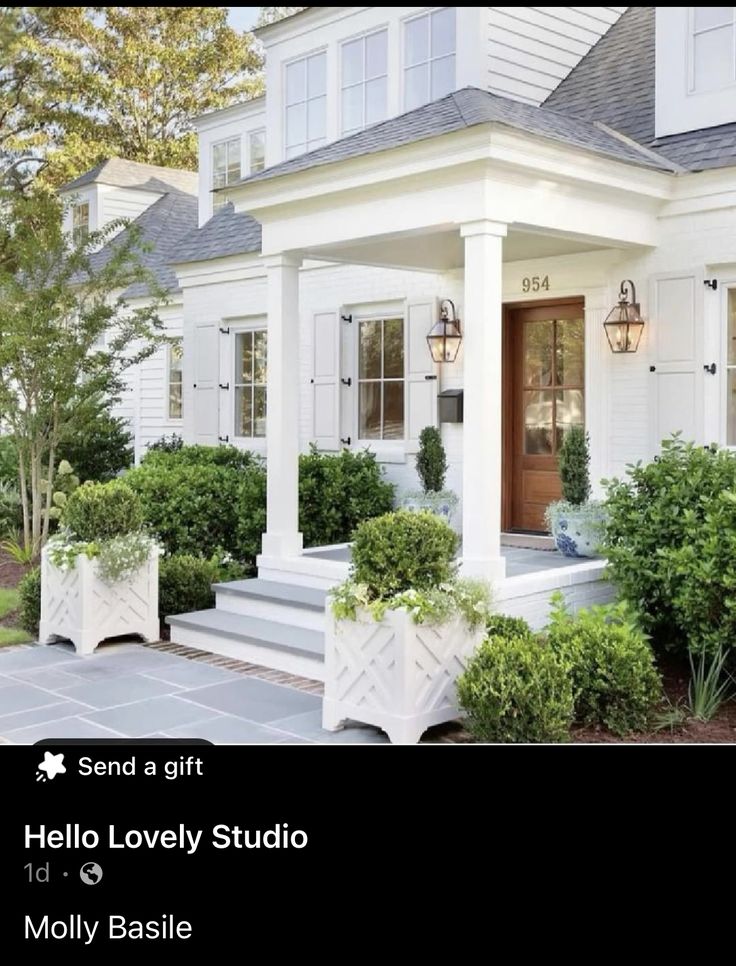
[283,46,328,159]
[339,25,389,137]
[401,6,456,111]
[721,281,736,448]
[212,136,242,211]
[166,339,183,423]
[231,320,268,453]
[248,128,267,175]
[353,311,407,457]
[687,7,736,95]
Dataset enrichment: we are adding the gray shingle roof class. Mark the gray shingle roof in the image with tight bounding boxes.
[88,191,199,299]
[236,86,677,190]
[60,157,198,196]
[545,6,736,172]
[172,203,262,265]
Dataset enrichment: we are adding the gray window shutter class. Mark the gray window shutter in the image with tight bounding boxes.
[405,299,439,452]
[312,310,340,450]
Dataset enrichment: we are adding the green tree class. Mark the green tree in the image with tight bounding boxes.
[256,8,306,27]
[0,187,164,557]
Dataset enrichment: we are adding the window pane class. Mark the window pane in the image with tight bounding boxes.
[431,7,456,58]
[431,55,455,100]
[366,30,387,78]
[213,142,226,174]
[237,332,252,383]
[729,289,736,364]
[286,103,306,148]
[169,384,182,420]
[406,15,429,67]
[235,388,252,437]
[253,330,267,384]
[359,382,381,439]
[308,53,327,96]
[285,59,305,105]
[253,387,267,438]
[694,27,733,90]
[365,76,387,125]
[405,63,428,109]
[383,382,404,440]
[343,38,363,86]
[555,318,584,386]
[383,319,404,378]
[524,321,554,387]
[285,144,303,160]
[250,131,265,173]
[728,369,736,445]
[695,7,733,31]
[555,389,584,449]
[307,95,327,141]
[342,84,363,133]
[226,139,241,184]
[359,321,382,378]
[524,390,553,455]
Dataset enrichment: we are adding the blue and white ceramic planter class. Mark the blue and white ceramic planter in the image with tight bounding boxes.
[400,490,459,526]
[547,502,606,559]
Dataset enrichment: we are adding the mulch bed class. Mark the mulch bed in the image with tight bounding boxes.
[0,548,27,591]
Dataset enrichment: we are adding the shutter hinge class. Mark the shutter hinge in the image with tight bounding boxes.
[218,435,230,444]
[219,382,230,390]
[341,377,352,387]
[340,437,352,446]
[704,279,718,291]
[219,326,231,334]
[704,363,717,375]
[341,314,353,324]
[649,366,656,372]
[424,374,438,381]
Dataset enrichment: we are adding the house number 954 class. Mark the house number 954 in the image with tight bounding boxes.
[522,275,550,293]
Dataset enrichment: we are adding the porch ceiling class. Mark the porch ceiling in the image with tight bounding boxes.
[303,225,609,273]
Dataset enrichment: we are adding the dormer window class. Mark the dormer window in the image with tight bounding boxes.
[690,7,736,92]
[249,130,266,173]
[341,29,388,135]
[285,51,327,159]
[404,7,456,110]
[72,202,89,245]
[212,137,241,212]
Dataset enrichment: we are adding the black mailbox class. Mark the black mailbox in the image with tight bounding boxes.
[438,389,463,423]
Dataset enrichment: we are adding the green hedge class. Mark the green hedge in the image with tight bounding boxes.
[17,567,41,636]
[158,554,247,621]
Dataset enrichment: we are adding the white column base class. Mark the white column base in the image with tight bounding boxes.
[261,531,304,559]
[460,555,507,581]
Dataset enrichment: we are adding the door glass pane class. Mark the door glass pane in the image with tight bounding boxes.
[405,63,428,109]
[342,38,363,86]
[383,382,404,440]
[237,333,252,383]
[253,387,267,438]
[524,321,554,387]
[728,289,736,364]
[235,388,252,437]
[359,383,381,439]
[383,319,404,378]
[406,15,429,67]
[556,389,585,447]
[254,330,267,384]
[359,320,381,378]
[366,30,387,78]
[556,318,584,385]
[524,390,553,454]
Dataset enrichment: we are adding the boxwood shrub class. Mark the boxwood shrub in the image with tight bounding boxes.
[17,567,41,636]
[63,480,143,541]
[158,554,247,621]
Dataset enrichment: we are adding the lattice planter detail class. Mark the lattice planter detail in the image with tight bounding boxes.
[39,546,159,656]
[323,608,484,744]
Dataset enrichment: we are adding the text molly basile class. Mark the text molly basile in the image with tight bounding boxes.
[25,824,308,855]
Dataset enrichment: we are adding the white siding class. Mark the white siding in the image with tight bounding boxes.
[487,6,627,104]
[99,185,163,232]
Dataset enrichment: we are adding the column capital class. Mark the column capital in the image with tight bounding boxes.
[262,252,303,271]
[460,219,508,240]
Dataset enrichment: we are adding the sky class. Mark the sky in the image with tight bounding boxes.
[227,7,262,32]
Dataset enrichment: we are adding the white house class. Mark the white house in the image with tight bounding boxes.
[69,7,736,674]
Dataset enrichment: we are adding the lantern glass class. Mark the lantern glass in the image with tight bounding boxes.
[426,319,462,363]
[603,285,646,353]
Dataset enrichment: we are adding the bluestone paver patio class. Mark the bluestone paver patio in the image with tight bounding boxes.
[0,642,387,745]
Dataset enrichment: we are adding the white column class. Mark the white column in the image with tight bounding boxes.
[261,253,303,559]
[460,220,507,581]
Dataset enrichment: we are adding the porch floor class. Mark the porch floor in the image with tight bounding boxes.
[305,543,574,578]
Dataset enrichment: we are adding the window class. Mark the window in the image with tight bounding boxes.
[522,318,584,456]
[341,29,388,135]
[727,289,736,445]
[691,7,736,92]
[404,7,456,110]
[168,340,183,420]
[358,318,404,440]
[285,51,327,159]
[212,137,241,212]
[249,130,266,173]
[72,202,89,245]
[235,330,267,438]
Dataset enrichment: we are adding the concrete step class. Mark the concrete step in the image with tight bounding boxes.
[166,609,325,682]
[213,579,327,631]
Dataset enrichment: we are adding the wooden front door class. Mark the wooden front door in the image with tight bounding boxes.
[504,301,585,532]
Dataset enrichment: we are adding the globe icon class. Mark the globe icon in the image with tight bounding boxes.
[80,862,103,885]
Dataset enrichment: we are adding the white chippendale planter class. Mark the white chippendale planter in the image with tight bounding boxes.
[322,608,484,744]
[39,546,159,656]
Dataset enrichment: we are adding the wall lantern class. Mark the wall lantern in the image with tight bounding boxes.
[603,279,646,353]
[427,299,463,363]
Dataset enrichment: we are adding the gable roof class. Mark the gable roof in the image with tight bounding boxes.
[172,203,262,265]
[60,157,198,196]
[235,85,676,191]
[88,190,199,299]
[545,6,736,172]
